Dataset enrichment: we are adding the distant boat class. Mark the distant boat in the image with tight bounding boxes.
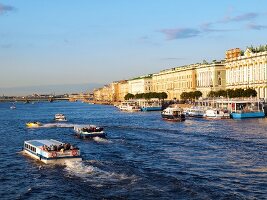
[74,125,106,139]
[10,105,16,110]
[54,113,67,121]
[118,101,141,112]
[137,99,162,112]
[26,121,42,128]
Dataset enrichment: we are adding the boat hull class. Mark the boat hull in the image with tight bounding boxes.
[161,114,185,122]
[75,132,106,139]
[230,112,265,119]
[23,149,82,165]
[141,106,162,111]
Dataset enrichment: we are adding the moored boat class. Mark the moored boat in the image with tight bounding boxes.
[229,100,265,119]
[74,125,106,139]
[26,121,42,128]
[136,99,162,111]
[54,113,67,121]
[204,109,230,119]
[184,107,205,118]
[23,139,82,164]
[161,107,185,121]
[231,111,265,119]
[118,101,141,112]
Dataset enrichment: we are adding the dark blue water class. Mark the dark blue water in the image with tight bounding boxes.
[0,101,266,200]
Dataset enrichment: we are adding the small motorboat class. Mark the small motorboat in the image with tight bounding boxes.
[161,106,186,122]
[23,139,82,164]
[10,105,16,110]
[74,125,106,139]
[54,113,67,121]
[26,121,42,128]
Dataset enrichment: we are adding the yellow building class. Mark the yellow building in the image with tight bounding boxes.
[110,80,129,102]
[117,80,129,101]
[225,48,267,99]
[196,61,226,98]
[93,85,113,102]
[152,64,196,100]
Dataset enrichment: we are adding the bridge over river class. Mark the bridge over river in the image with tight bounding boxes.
[0,97,70,102]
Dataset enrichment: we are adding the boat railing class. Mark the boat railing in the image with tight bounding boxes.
[40,144,79,157]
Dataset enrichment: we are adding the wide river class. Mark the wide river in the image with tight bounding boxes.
[0,101,266,199]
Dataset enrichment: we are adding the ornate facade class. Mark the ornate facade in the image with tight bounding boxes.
[152,65,196,100]
[128,75,153,95]
[196,61,226,98]
[225,48,267,99]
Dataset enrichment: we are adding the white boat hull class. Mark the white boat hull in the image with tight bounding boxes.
[23,150,82,164]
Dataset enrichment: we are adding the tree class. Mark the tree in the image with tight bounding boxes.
[124,93,134,100]
[180,92,189,100]
[158,92,167,100]
[193,91,202,99]
[207,91,216,98]
[244,88,257,97]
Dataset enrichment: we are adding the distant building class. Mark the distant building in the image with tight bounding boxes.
[93,85,112,102]
[196,61,226,98]
[225,47,267,99]
[128,75,153,95]
[152,64,196,100]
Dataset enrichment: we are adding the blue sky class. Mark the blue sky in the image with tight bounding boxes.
[0,0,267,95]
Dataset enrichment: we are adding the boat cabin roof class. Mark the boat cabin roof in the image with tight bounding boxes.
[25,139,63,148]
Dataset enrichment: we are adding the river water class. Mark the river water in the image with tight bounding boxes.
[0,101,266,200]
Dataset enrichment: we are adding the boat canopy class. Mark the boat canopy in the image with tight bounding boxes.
[25,139,63,148]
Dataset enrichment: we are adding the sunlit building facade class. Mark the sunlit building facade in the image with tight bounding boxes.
[225,48,267,99]
[128,75,153,95]
[93,85,113,102]
[196,61,226,98]
[152,65,196,100]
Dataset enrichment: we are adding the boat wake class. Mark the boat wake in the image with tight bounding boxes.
[64,160,138,185]
[93,137,110,143]
[41,123,77,128]
[64,160,96,177]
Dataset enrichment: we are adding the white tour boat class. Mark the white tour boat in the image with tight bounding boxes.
[23,139,82,164]
[118,101,141,112]
[54,113,67,121]
[184,107,205,118]
[204,109,230,119]
[74,125,106,139]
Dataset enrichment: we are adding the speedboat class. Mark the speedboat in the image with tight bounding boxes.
[23,139,82,164]
[74,125,106,139]
[161,107,185,122]
[26,121,42,128]
[54,113,67,121]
